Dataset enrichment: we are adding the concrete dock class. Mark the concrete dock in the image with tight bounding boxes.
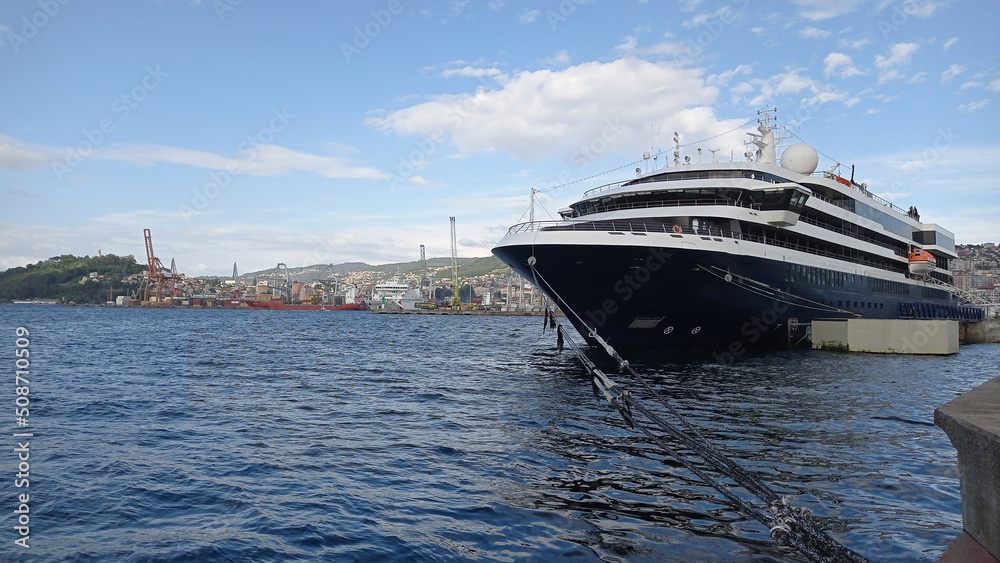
[936,376,1000,562]
[812,316,999,354]
[812,318,959,354]
[962,316,1000,343]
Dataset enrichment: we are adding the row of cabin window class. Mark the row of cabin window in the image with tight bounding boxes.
[785,263,848,287]
[839,300,884,310]
[870,277,910,295]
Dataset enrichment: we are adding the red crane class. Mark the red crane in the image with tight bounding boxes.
[142,229,175,306]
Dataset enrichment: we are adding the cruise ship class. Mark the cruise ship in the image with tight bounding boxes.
[492,111,983,348]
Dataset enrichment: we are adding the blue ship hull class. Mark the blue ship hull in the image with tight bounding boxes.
[493,243,975,350]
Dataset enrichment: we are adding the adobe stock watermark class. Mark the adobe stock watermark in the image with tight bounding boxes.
[3,0,70,54]
[385,128,446,190]
[876,0,932,40]
[545,0,590,30]
[213,0,244,21]
[539,116,629,197]
[712,300,790,365]
[901,317,947,353]
[568,118,627,170]
[385,71,491,190]
[584,247,672,331]
[341,0,406,63]
[50,65,168,182]
[680,0,751,62]
[886,127,958,200]
[179,107,295,219]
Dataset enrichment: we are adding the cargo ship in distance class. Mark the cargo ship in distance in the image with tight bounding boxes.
[243,284,369,310]
[492,109,984,349]
[243,300,369,311]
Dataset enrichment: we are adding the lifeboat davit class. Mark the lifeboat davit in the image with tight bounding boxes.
[908,249,936,275]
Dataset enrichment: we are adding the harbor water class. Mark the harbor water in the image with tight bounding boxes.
[1,306,995,562]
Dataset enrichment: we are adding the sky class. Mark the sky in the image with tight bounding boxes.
[1,0,998,275]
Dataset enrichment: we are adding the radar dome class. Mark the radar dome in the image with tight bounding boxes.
[780,142,819,175]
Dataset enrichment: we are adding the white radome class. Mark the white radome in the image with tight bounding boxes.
[779,142,819,175]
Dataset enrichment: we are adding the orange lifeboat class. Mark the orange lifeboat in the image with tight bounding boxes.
[908,248,935,275]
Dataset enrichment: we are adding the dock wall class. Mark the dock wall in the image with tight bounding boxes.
[812,319,958,354]
[960,317,1000,343]
[935,377,1000,561]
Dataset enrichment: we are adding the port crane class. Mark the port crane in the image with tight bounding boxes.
[419,245,433,302]
[275,262,291,303]
[449,217,460,307]
[142,228,176,306]
[317,264,342,305]
[231,262,241,300]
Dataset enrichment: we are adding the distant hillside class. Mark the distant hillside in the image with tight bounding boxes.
[0,254,143,304]
[244,256,508,282]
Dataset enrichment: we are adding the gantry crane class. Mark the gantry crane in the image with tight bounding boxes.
[276,262,291,303]
[449,217,460,307]
[142,228,175,306]
[231,262,240,300]
[419,244,432,301]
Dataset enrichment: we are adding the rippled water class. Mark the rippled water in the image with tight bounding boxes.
[1,305,994,561]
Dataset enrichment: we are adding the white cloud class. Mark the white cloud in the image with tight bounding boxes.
[943,36,960,51]
[958,99,989,113]
[681,5,737,28]
[792,0,865,20]
[364,58,751,163]
[707,64,753,87]
[836,37,873,51]
[733,68,853,108]
[0,134,387,180]
[940,63,964,83]
[959,81,980,90]
[988,78,1000,92]
[0,134,53,169]
[874,42,919,68]
[800,26,831,39]
[857,144,1000,243]
[874,42,920,82]
[544,50,571,66]
[823,53,863,79]
[442,66,504,79]
[614,36,688,58]
[515,9,538,24]
[903,0,948,18]
[875,0,950,18]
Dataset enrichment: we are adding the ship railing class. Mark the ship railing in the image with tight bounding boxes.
[506,221,767,240]
[581,180,630,198]
[572,198,760,218]
[796,215,907,256]
[505,220,910,274]
[922,275,993,306]
[816,171,911,217]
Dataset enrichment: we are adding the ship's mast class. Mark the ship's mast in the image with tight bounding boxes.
[746,107,778,164]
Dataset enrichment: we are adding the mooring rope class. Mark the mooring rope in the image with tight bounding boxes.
[696,264,857,316]
[533,264,870,563]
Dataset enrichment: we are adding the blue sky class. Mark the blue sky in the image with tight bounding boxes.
[1,0,998,275]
